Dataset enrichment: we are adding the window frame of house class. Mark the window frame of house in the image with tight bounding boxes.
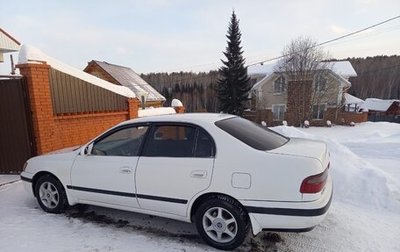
[314,74,327,93]
[273,76,286,94]
[312,103,327,120]
[272,104,286,121]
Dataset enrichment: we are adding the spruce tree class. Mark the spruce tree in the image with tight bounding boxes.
[217,11,251,116]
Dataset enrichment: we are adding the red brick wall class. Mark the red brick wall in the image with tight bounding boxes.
[336,111,368,125]
[18,63,140,154]
[174,106,185,113]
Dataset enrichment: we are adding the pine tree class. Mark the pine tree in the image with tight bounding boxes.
[217,11,251,116]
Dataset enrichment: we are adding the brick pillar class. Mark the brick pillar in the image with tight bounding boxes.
[128,98,140,119]
[17,63,56,154]
[174,106,185,113]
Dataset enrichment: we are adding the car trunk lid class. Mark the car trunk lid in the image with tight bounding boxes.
[267,138,328,164]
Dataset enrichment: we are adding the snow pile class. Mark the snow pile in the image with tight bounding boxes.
[18,45,135,98]
[271,125,400,211]
[138,107,176,117]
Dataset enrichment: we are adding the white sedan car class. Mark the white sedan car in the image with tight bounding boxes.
[21,113,332,250]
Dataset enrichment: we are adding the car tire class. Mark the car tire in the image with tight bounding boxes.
[34,174,68,214]
[194,195,249,250]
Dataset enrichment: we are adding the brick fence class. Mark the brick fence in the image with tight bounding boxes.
[18,63,139,154]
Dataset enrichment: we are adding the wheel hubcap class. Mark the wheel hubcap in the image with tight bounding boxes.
[39,182,59,209]
[202,207,238,243]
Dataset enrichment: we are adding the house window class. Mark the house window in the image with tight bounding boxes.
[272,104,286,121]
[312,104,326,119]
[315,75,327,92]
[274,76,285,94]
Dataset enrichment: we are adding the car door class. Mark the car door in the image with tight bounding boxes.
[136,123,215,217]
[70,124,149,208]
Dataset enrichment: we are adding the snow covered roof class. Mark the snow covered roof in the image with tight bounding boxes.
[0,28,20,53]
[345,93,364,104]
[330,61,357,78]
[248,60,357,79]
[364,98,400,112]
[18,45,135,98]
[138,107,176,117]
[88,61,165,102]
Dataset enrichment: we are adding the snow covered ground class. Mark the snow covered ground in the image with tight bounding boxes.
[0,121,399,251]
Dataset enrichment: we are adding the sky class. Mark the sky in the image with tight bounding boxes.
[1,0,400,75]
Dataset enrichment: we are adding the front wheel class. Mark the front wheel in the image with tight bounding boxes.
[194,195,249,250]
[34,175,68,214]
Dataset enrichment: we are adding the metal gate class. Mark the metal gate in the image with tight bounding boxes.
[0,77,35,173]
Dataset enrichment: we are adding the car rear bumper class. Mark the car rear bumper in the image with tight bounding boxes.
[242,176,333,235]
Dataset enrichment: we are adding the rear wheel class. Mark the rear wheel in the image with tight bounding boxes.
[194,195,249,250]
[34,175,68,214]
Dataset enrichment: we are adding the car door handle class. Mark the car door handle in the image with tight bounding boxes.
[190,170,207,178]
[120,166,132,174]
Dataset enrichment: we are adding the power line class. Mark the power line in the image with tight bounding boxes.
[149,15,400,83]
[245,14,400,67]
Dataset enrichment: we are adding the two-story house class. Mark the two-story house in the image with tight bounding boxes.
[248,60,359,126]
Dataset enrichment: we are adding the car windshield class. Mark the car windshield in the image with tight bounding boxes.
[215,117,289,151]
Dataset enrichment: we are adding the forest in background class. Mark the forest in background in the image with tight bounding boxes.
[141,71,221,112]
[347,55,400,99]
[141,55,400,112]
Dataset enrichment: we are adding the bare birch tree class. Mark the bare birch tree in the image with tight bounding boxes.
[275,36,334,126]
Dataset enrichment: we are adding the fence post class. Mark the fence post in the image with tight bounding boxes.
[128,98,140,119]
[17,63,56,154]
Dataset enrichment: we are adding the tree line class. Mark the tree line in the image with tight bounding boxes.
[141,55,400,112]
[141,71,220,112]
[346,55,400,100]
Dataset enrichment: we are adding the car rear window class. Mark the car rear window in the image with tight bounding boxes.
[215,117,289,151]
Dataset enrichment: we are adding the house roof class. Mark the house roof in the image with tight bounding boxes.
[0,28,21,53]
[18,44,135,98]
[250,60,354,91]
[344,93,364,104]
[248,60,357,78]
[364,98,400,112]
[88,60,165,102]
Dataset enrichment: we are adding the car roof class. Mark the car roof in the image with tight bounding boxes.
[118,113,236,126]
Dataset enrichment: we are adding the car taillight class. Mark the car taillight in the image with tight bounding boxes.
[300,164,329,194]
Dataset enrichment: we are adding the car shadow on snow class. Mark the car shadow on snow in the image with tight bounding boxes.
[64,204,284,252]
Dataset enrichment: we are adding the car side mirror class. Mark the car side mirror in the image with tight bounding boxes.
[82,143,94,155]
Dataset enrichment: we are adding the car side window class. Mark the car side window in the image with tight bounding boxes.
[143,125,196,157]
[194,130,214,157]
[92,126,148,156]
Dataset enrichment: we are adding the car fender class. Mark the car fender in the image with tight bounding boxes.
[23,150,80,205]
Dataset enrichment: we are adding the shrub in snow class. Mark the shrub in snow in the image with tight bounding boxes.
[326,120,332,127]
[350,121,355,127]
[261,121,267,127]
[282,120,288,126]
[304,120,310,128]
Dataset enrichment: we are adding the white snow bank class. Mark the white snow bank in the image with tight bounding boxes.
[138,107,176,117]
[18,45,136,98]
[271,125,400,211]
